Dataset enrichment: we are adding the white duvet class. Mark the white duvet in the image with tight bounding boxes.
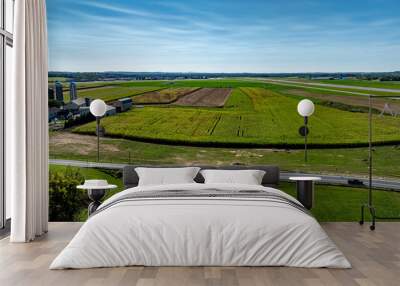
[50,183,351,269]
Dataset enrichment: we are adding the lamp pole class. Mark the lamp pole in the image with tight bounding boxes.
[90,99,107,163]
[96,117,100,162]
[304,116,308,162]
[297,99,314,164]
[359,94,400,230]
[368,95,373,207]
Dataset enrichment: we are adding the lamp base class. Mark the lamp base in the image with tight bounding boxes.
[87,189,106,216]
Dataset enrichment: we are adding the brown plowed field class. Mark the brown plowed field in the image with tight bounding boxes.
[133,88,199,104]
[174,88,232,107]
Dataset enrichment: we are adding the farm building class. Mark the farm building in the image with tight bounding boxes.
[48,107,61,122]
[71,97,92,108]
[79,104,116,117]
[63,98,91,114]
[105,105,117,116]
[78,106,91,117]
[63,102,79,114]
[114,98,132,112]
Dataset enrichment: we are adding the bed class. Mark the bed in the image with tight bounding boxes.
[50,165,351,269]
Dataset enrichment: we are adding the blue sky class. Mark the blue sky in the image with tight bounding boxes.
[47,0,400,73]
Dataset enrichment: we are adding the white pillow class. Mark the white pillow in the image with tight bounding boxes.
[200,169,266,185]
[135,167,200,186]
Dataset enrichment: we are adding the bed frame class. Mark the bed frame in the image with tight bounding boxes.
[122,165,280,189]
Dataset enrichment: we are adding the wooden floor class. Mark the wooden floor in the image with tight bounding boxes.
[0,222,399,286]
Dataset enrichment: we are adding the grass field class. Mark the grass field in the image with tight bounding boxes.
[280,181,400,221]
[252,78,400,97]
[48,164,400,222]
[74,87,400,147]
[75,86,164,102]
[290,78,400,90]
[280,88,400,114]
[48,77,70,83]
[292,84,400,97]
[50,78,400,180]
[50,80,155,102]
[49,132,400,179]
[58,83,121,102]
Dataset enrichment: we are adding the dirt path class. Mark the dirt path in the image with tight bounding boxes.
[50,132,121,156]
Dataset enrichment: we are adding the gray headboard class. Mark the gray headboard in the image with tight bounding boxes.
[123,165,280,189]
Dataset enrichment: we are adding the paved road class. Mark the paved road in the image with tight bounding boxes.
[281,172,400,191]
[261,79,400,94]
[50,159,126,170]
[50,159,400,191]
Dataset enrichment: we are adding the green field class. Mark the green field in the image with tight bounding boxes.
[50,78,400,179]
[251,78,400,97]
[75,86,164,102]
[48,76,70,83]
[74,87,400,147]
[54,81,118,102]
[285,84,400,97]
[288,84,400,97]
[291,78,400,90]
[49,132,400,179]
[49,165,400,222]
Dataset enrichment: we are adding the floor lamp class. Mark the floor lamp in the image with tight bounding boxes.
[89,99,107,162]
[297,99,315,163]
[359,94,400,230]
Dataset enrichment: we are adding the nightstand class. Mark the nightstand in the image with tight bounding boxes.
[77,180,117,216]
[288,176,321,210]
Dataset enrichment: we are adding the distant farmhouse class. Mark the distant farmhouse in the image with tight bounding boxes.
[48,107,61,122]
[63,97,92,118]
[48,82,133,125]
[113,98,132,112]
[105,105,117,116]
[71,97,91,108]
[80,103,116,118]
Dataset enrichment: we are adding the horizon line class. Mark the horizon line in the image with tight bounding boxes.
[48,70,400,74]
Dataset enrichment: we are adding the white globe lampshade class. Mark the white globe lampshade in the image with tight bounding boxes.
[297,99,315,117]
[90,99,107,117]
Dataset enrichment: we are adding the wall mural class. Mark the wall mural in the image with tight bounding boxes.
[46,0,400,222]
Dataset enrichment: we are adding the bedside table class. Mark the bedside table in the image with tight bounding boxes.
[77,180,117,216]
[288,177,321,210]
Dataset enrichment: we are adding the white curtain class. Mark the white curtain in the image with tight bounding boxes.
[7,0,48,242]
